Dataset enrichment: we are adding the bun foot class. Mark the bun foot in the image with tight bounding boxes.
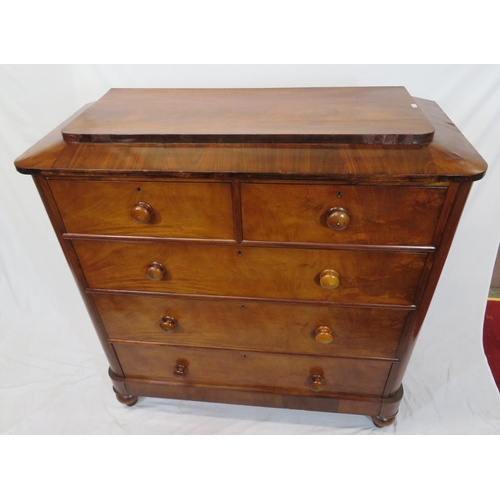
[113,387,139,407]
[371,414,396,428]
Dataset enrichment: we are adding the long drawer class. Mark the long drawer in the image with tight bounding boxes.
[74,240,427,305]
[95,294,408,358]
[113,343,393,397]
[49,179,235,239]
[241,183,446,246]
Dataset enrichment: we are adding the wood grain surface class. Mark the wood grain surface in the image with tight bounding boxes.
[113,343,393,396]
[94,293,408,359]
[242,183,447,246]
[15,87,486,424]
[122,378,387,416]
[73,240,427,305]
[49,179,234,239]
[15,99,487,183]
[61,87,434,145]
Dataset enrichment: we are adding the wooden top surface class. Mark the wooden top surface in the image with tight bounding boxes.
[61,87,435,146]
[15,95,487,183]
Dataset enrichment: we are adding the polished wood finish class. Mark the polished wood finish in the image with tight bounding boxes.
[93,293,407,359]
[377,384,404,422]
[371,414,396,428]
[319,269,340,290]
[73,240,426,305]
[123,378,387,417]
[61,87,435,145]
[15,100,486,184]
[231,179,244,244]
[49,179,234,240]
[113,343,392,396]
[65,232,436,253]
[326,208,350,231]
[113,387,139,407]
[315,326,334,344]
[382,182,474,399]
[108,366,130,398]
[145,262,166,281]
[242,184,446,246]
[159,316,177,333]
[16,87,487,427]
[173,364,188,380]
[309,374,326,392]
[130,201,153,224]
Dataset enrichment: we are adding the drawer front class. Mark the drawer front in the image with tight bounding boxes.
[50,179,234,239]
[75,240,426,305]
[96,294,408,358]
[241,184,447,246]
[113,343,392,396]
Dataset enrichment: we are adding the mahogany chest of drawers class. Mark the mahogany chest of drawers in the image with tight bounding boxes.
[15,87,487,427]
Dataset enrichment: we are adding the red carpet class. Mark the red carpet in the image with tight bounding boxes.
[483,299,500,391]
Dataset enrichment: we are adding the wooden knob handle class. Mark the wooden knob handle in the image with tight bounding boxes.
[131,201,153,224]
[309,374,325,392]
[173,364,188,379]
[160,316,177,333]
[319,269,340,289]
[315,326,333,344]
[326,207,350,230]
[146,262,165,281]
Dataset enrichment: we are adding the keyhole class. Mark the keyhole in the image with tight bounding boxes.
[137,187,141,193]
[337,191,342,198]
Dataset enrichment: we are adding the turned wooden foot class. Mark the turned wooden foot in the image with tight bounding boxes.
[371,385,403,427]
[371,414,397,428]
[113,387,139,407]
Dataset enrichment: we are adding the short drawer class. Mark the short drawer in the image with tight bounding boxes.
[96,294,408,359]
[241,183,447,246]
[49,179,234,239]
[113,343,393,397]
[74,240,426,306]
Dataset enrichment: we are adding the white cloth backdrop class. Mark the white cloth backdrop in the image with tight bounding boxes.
[1,64,500,434]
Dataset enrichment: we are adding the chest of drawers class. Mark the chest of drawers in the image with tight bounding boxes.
[15,87,487,427]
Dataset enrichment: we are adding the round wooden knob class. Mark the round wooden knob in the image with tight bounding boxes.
[315,326,333,344]
[319,269,340,289]
[173,364,188,379]
[160,316,177,333]
[146,262,165,281]
[131,201,153,224]
[326,207,350,230]
[309,374,325,392]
